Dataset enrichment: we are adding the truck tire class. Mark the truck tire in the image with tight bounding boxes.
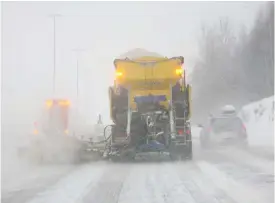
[109,113,146,162]
[169,130,193,161]
[133,120,147,145]
[185,141,193,160]
[169,142,192,161]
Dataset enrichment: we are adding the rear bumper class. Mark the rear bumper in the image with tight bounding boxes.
[137,141,167,152]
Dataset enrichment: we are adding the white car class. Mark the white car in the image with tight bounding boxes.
[199,106,248,148]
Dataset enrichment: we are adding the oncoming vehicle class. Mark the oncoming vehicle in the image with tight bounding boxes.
[199,106,248,148]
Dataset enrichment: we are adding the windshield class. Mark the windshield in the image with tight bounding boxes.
[2,2,273,203]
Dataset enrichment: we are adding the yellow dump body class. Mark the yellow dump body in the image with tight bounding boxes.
[114,56,184,110]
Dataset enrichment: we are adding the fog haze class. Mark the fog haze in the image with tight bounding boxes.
[2,1,263,125]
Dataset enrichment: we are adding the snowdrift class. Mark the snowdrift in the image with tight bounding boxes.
[239,96,274,147]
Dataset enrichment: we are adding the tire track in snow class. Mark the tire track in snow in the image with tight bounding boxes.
[212,162,274,203]
[174,161,238,203]
[117,162,197,203]
[2,165,76,203]
[25,162,108,203]
[196,161,272,203]
[197,147,274,176]
[80,163,132,203]
[197,148,274,203]
[246,146,274,161]
[214,147,274,175]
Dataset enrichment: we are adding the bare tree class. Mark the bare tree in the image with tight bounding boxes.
[192,2,274,121]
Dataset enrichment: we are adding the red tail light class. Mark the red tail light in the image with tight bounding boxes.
[207,127,211,132]
[242,124,246,132]
[178,129,191,136]
[185,129,191,135]
[239,124,247,138]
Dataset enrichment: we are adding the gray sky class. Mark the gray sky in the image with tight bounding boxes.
[2,1,263,125]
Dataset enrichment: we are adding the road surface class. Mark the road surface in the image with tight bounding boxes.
[2,140,274,203]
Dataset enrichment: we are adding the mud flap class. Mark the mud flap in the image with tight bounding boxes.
[169,138,193,161]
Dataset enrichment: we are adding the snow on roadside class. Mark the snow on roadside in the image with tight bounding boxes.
[239,96,274,147]
[216,147,274,175]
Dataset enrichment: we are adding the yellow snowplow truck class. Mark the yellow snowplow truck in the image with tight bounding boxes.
[106,54,192,161]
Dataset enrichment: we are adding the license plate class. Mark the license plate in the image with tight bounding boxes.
[220,132,234,139]
[211,132,234,142]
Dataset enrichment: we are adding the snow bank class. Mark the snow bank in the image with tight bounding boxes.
[239,96,274,147]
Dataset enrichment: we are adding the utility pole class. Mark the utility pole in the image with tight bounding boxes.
[49,14,61,96]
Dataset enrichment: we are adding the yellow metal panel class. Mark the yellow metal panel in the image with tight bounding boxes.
[114,56,184,90]
[113,56,185,112]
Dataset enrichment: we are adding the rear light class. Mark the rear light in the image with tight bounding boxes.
[241,124,247,138]
[178,129,190,136]
[207,127,211,132]
[116,71,123,77]
[46,100,53,107]
[178,130,184,135]
[185,129,191,135]
[242,124,246,131]
[59,100,70,106]
[176,68,183,76]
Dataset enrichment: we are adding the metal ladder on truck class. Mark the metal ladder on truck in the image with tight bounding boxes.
[170,84,191,145]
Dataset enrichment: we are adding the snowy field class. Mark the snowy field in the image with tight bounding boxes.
[2,97,274,203]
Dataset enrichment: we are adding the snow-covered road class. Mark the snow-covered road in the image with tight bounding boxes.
[2,141,274,203]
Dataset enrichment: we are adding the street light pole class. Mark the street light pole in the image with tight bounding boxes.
[76,56,79,98]
[49,14,61,96]
[53,15,56,95]
[72,48,88,99]
[72,49,89,122]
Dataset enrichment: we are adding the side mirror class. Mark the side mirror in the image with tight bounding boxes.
[198,124,203,128]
